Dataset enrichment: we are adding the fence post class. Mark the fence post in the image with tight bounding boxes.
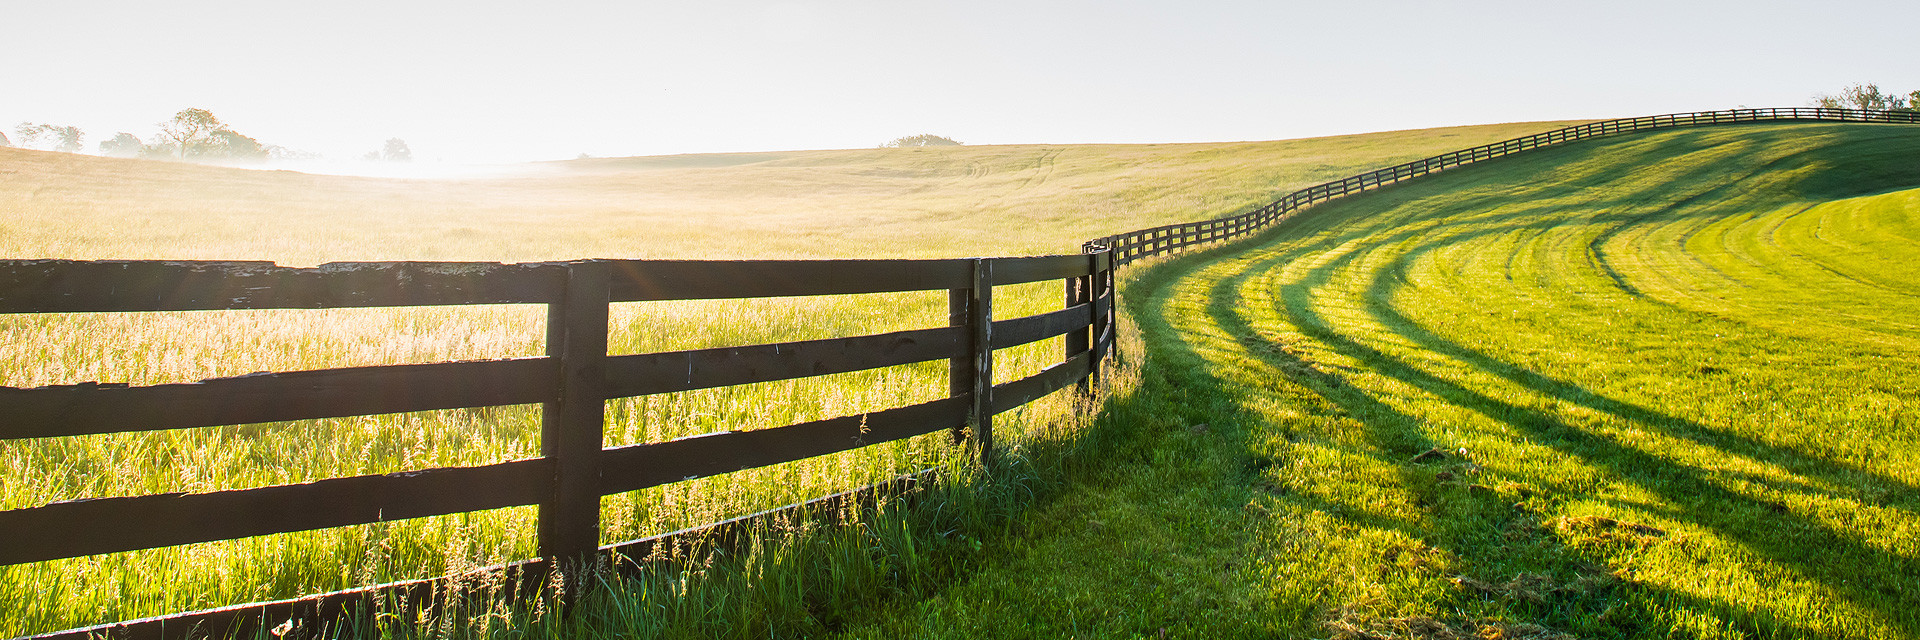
[540,259,610,583]
[1066,256,1092,392]
[968,259,995,469]
[947,284,972,444]
[1090,252,1112,385]
[1093,253,1114,369]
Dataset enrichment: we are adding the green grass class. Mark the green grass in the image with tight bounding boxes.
[0,122,1580,636]
[837,122,1920,639]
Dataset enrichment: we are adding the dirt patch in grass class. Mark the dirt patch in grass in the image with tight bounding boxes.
[1326,604,1579,640]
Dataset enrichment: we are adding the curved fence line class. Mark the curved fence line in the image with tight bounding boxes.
[7,105,1915,639]
[1083,106,1920,263]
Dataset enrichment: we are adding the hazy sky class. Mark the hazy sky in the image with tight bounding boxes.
[5,0,1915,164]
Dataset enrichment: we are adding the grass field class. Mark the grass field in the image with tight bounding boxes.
[0,121,1583,636]
[837,122,1920,639]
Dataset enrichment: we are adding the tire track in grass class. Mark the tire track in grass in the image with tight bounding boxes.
[1382,237,1920,515]
[1210,123,1920,637]
[1773,197,1920,297]
[1236,225,1828,639]
[1183,208,1856,638]
[1365,233,1916,638]
[1594,128,1920,351]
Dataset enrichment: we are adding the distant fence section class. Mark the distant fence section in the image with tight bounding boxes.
[4,106,1916,639]
[1082,107,1920,262]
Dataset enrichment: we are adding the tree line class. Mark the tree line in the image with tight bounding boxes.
[1,108,411,163]
[5,89,1911,162]
[1811,83,1919,112]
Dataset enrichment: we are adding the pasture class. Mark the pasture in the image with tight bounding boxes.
[842,123,1920,639]
[0,121,1576,636]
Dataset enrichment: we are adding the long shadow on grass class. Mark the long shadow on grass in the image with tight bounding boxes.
[1370,233,1920,511]
[1124,227,1836,639]
[1265,147,1920,508]
[1188,238,1677,637]
[1262,231,1919,636]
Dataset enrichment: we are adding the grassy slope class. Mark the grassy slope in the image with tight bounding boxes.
[0,123,1585,636]
[0,121,1578,263]
[838,123,1920,639]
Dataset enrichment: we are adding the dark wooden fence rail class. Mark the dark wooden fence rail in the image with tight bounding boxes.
[1082,107,1920,262]
[5,106,1913,639]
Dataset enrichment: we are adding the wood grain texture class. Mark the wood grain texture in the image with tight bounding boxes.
[990,351,1092,415]
[967,260,994,464]
[539,261,610,566]
[605,326,964,398]
[598,397,966,496]
[991,303,1091,350]
[989,254,1091,286]
[604,259,969,301]
[0,358,555,440]
[0,260,564,312]
[0,459,552,565]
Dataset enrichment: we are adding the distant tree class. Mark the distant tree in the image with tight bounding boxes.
[264,145,320,161]
[382,138,412,162]
[882,134,962,148]
[158,108,228,158]
[211,129,268,161]
[139,139,178,159]
[1812,83,1914,111]
[99,132,144,157]
[152,108,278,160]
[49,126,83,153]
[11,123,83,153]
[13,123,43,149]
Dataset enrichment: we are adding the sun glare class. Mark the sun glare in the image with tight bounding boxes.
[241,159,562,180]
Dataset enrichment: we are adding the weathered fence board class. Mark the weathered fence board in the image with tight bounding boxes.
[0,357,555,440]
[604,326,964,398]
[0,260,565,312]
[0,459,553,566]
[540,261,611,568]
[966,260,995,464]
[991,303,1092,350]
[604,259,970,301]
[990,351,1094,415]
[597,397,967,495]
[990,254,1094,285]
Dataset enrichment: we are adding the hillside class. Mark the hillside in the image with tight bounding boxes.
[0,122,1582,264]
[13,118,1914,638]
[841,122,1920,639]
[2,121,1597,636]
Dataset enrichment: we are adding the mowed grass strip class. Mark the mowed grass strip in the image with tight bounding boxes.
[838,123,1920,639]
[0,122,1577,635]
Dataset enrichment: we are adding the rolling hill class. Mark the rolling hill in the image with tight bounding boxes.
[842,122,1920,640]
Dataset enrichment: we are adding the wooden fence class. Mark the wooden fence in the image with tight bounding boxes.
[5,105,1915,639]
[0,255,1115,639]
